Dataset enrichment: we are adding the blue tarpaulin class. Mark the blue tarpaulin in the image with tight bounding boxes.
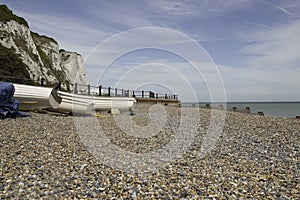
[0,82,29,119]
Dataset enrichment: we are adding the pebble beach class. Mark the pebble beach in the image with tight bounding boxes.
[0,103,299,199]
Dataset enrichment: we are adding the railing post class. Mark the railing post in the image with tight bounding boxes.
[98,85,102,96]
[156,93,158,99]
[132,91,135,97]
[165,94,167,99]
[149,91,154,98]
[108,87,111,96]
[142,90,144,98]
[115,88,117,96]
[88,84,90,95]
[74,82,78,94]
[122,89,124,96]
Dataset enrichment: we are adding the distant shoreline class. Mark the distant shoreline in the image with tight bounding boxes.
[182,101,300,104]
[181,101,300,118]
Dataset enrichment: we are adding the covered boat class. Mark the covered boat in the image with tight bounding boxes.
[0,82,28,119]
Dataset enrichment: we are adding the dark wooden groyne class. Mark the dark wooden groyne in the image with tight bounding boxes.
[181,103,300,118]
[181,103,255,115]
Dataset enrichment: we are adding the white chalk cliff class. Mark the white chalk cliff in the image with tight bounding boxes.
[0,5,87,90]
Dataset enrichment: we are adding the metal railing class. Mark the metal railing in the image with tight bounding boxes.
[72,82,179,100]
[0,75,178,100]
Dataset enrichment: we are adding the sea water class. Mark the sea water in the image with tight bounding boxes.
[182,102,300,118]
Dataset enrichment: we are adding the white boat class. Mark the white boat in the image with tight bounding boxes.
[12,83,136,114]
[57,91,136,114]
[14,83,62,110]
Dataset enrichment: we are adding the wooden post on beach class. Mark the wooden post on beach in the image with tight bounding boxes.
[98,85,102,96]
[245,107,251,113]
[232,107,237,111]
[296,116,300,119]
[258,111,264,116]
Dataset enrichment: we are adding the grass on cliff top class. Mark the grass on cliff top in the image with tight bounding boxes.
[0,4,28,27]
[31,32,57,45]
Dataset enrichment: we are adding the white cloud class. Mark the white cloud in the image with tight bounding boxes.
[271,3,299,17]
[143,0,253,17]
[241,19,300,70]
[219,64,300,101]
[14,10,114,57]
[244,21,270,29]
[81,0,157,29]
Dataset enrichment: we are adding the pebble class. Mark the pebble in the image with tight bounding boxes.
[0,103,299,199]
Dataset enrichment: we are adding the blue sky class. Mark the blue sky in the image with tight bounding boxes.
[2,0,300,102]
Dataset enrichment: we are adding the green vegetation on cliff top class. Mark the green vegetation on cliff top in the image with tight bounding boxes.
[0,4,28,27]
[0,44,34,84]
[31,31,57,45]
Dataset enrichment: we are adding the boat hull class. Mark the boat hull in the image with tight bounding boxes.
[14,84,62,110]
[57,91,136,114]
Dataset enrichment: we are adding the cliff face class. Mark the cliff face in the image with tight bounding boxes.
[0,5,87,90]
